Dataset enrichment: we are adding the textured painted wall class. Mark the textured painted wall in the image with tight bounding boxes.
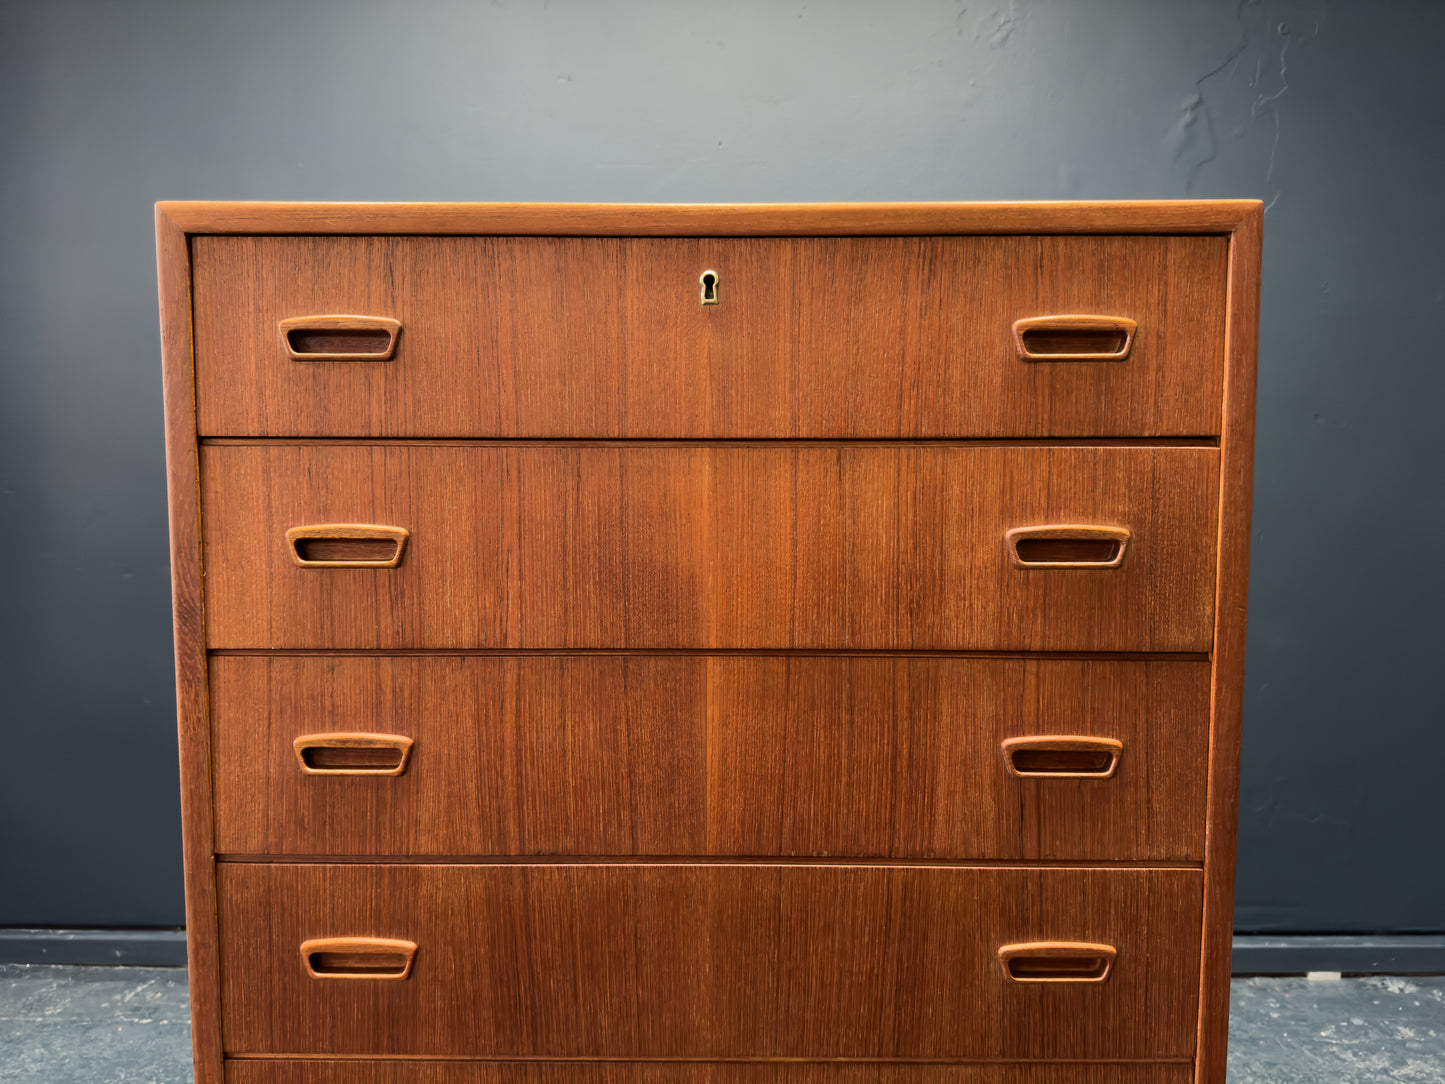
[0,0,1440,930]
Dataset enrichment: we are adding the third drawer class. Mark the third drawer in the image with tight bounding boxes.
[217,862,1202,1060]
[211,654,1210,861]
[200,443,1219,651]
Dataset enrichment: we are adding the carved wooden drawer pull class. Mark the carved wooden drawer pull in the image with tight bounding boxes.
[1006,525,1130,569]
[1013,315,1137,360]
[998,941,1117,983]
[293,733,414,776]
[1002,736,1123,779]
[279,315,401,361]
[286,524,410,568]
[301,938,417,980]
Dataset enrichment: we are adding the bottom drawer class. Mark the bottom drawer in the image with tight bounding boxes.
[225,1061,1196,1084]
[217,863,1202,1060]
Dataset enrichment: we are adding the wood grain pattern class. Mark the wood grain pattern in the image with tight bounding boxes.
[224,1061,1195,1084]
[1194,203,1263,1084]
[158,198,1260,236]
[192,235,1227,439]
[157,201,1260,1083]
[155,206,223,1084]
[210,655,1210,860]
[199,444,1219,652]
[216,863,1202,1059]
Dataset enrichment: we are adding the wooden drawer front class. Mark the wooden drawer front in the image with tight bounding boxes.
[217,863,1201,1059]
[212,655,1210,861]
[225,1060,1196,1084]
[191,235,1226,439]
[200,444,1219,651]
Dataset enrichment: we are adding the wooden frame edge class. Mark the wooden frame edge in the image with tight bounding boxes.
[156,204,223,1084]
[155,199,1262,236]
[1195,201,1263,1084]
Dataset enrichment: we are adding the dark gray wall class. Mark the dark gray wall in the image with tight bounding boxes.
[1,0,1440,932]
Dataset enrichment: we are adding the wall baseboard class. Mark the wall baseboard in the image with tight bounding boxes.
[1231,934,1445,975]
[2,928,1441,973]
[0,928,187,967]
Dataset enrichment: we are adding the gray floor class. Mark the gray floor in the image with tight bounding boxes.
[1,964,1441,1082]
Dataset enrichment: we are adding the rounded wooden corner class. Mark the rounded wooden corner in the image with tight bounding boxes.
[292,732,415,776]
[1000,736,1123,779]
[997,941,1117,983]
[300,937,417,980]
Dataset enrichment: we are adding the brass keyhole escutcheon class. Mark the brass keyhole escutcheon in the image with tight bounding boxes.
[699,269,719,305]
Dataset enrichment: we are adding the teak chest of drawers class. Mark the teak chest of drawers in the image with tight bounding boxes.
[157,201,1261,1084]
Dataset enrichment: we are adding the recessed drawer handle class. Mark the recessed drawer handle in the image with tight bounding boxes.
[301,938,417,980]
[1006,525,1130,569]
[286,524,409,568]
[1002,736,1122,778]
[998,942,1117,983]
[293,733,414,776]
[1013,315,1136,360]
[279,315,401,360]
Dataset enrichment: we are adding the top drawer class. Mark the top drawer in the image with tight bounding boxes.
[192,235,1227,438]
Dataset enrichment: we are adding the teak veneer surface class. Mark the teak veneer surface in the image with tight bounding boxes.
[225,1063,1195,1084]
[216,863,1202,1060]
[199,443,1219,652]
[158,201,1261,1084]
[210,654,1210,860]
[191,235,1227,439]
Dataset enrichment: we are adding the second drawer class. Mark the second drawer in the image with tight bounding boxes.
[211,654,1210,861]
[200,443,1219,651]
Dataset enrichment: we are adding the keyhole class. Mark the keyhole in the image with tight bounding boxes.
[699,270,719,305]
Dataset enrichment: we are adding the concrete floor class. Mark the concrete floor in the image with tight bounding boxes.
[1,964,1441,1082]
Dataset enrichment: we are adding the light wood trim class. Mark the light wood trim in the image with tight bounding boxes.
[1012,315,1137,360]
[300,937,417,980]
[292,733,414,776]
[1001,736,1123,779]
[156,200,1261,236]
[155,206,222,1084]
[285,524,410,568]
[996,941,1118,983]
[1195,204,1263,1084]
[1006,525,1131,569]
[278,315,401,361]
